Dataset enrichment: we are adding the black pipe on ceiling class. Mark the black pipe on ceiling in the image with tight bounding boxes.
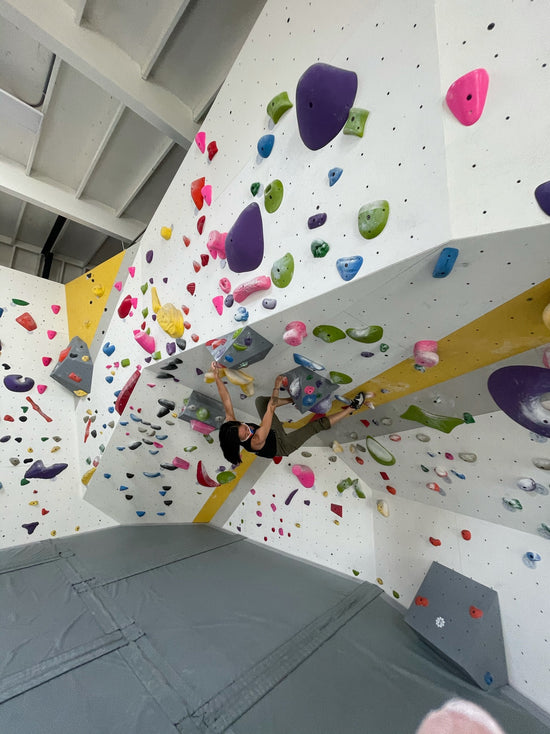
[41,215,66,280]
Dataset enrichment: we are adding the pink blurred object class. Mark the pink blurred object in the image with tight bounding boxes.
[212,295,224,315]
[446,68,489,126]
[133,329,156,354]
[414,339,439,368]
[283,320,307,346]
[219,277,231,293]
[195,131,206,153]
[190,419,215,434]
[292,464,315,488]
[207,230,227,260]
[233,275,271,303]
[416,698,505,734]
[172,456,190,470]
[201,184,212,206]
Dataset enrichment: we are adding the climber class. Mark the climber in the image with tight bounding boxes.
[211,361,365,465]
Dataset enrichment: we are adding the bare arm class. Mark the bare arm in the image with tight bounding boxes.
[250,375,283,450]
[211,362,235,421]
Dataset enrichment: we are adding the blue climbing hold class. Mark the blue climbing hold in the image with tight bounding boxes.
[136,511,146,517]
[234,306,249,322]
[293,353,325,371]
[105,375,113,383]
[432,247,459,278]
[328,167,343,186]
[257,134,275,158]
[102,342,115,357]
[336,256,363,281]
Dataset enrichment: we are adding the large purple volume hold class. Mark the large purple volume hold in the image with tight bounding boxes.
[296,63,358,150]
[487,365,550,437]
[225,202,264,273]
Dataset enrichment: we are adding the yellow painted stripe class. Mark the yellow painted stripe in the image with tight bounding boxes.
[193,450,257,523]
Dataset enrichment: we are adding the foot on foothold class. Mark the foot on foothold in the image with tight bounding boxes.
[349,392,365,410]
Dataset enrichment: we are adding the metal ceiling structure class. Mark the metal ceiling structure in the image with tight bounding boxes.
[0,0,267,282]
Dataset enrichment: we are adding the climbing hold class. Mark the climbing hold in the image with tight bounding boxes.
[233,275,271,303]
[201,184,212,206]
[197,215,205,234]
[264,179,284,213]
[92,284,105,297]
[257,134,275,158]
[293,353,324,371]
[502,497,523,511]
[311,239,330,258]
[219,277,231,293]
[195,131,206,152]
[157,303,184,338]
[133,330,156,354]
[332,440,343,453]
[488,365,550,437]
[434,466,448,478]
[414,340,439,368]
[429,537,442,546]
[461,529,472,540]
[226,202,264,272]
[330,503,343,518]
[15,312,37,331]
[426,482,441,492]
[24,460,68,479]
[337,477,353,493]
[524,551,542,568]
[115,369,141,415]
[224,294,234,308]
[195,407,210,422]
[463,412,475,423]
[329,371,352,384]
[22,522,39,535]
[346,326,383,343]
[207,140,218,160]
[3,375,35,392]
[267,91,293,123]
[234,306,249,322]
[400,405,464,434]
[36,384,47,394]
[446,68,489,126]
[292,464,315,488]
[206,230,227,260]
[217,470,236,484]
[296,63,358,150]
[308,212,327,229]
[415,596,429,607]
[271,253,294,288]
[160,226,172,240]
[197,461,219,487]
[114,281,122,291]
[517,477,536,492]
[366,436,396,466]
[312,325,346,343]
[343,107,369,137]
[459,452,477,462]
[358,200,389,239]
[377,499,389,517]
[535,181,550,216]
[328,168,343,187]
[386,485,397,495]
[212,296,224,315]
[283,321,307,346]
[469,605,484,619]
[187,283,196,296]
[118,295,133,319]
[191,177,205,209]
[336,256,363,281]
[433,247,459,278]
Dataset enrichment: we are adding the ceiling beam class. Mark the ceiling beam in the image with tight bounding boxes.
[26,56,62,175]
[0,0,199,147]
[75,102,125,199]
[72,0,88,25]
[0,156,144,241]
[140,0,193,80]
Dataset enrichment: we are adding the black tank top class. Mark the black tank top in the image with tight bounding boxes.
[240,422,278,459]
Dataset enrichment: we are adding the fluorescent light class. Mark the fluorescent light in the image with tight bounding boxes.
[0,88,43,134]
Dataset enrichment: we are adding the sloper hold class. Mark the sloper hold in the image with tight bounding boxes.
[225,202,264,272]
[343,107,369,137]
[336,256,362,281]
[191,177,205,209]
[346,326,383,343]
[433,247,459,277]
[400,405,464,434]
[358,200,389,239]
[488,365,550,437]
[264,179,284,213]
[257,134,275,158]
[366,436,396,466]
[271,252,294,288]
[534,181,550,216]
[446,68,489,126]
[267,91,293,123]
[313,325,346,343]
[296,63,358,150]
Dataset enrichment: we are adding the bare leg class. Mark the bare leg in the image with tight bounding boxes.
[327,405,354,427]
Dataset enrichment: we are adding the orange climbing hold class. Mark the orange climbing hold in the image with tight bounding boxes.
[191,177,205,210]
[429,537,441,546]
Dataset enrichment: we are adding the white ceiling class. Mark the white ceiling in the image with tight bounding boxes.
[0,0,267,282]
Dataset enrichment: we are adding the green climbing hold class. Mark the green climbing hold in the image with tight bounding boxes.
[463,412,475,424]
[12,299,29,305]
[337,477,354,493]
[140,283,148,294]
[271,252,294,288]
[152,351,162,360]
[21,478,30,486]
[196,407,210,421]
[232,328,244,339]
[203,434,214,444]
[392,590,400,599]
[400,405,465,434]
[366,436,396,466]
[142,307,149,318]
[250,182,260,196]
[354,480,366,499]
[329,371,352,384]
[346,326,383,343]
[184,446,198,452]
[264,179,284,213]
[233,343,247,351]
[380,343,389,352]
[217,470,236,484]
[352,569,360,577]
[358,200,389,239]
[267,91,293,123]
[503,498,523,510]
[121,358,130,367]
[311,239,330,258]
[421,464,429,472]
[343,107,369,137]
[312,325,346,343]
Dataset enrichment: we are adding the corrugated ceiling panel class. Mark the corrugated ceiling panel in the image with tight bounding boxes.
[31,63,121,190]
[0,191,24,240]
[17,204,58,248]
[82,108,171,211]
[53,220,108,263]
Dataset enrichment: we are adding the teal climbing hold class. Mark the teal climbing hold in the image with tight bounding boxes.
[267,91,293,123]
[336,256,363,281]
[346,326,383,343]
[271,252,294,288]
[329,371,352,384]
[311,239,330,258]
[343,107,369,137]
[358,200,389,239]
[312,325,346,343]
[380,343,389,352]
[264,179,284,213]
[250,182,260,196]
[366,436,396,466]
[400,405,465,434]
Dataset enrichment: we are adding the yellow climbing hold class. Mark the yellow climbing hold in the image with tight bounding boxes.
[161,226,172,240]
[50,530,57,537]
[151,286,161,314]
[29,500,39,506]
[377,499,389,517]
[92,284,105,298]
[81,466,97,485]
[543,302,550,330]
[332,440,343,453]
[157,303,184,338]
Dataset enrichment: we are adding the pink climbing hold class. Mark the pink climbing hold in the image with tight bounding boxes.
[51,304,61,314]
[414,340,439,368]
[195,131,206,153]
[292,464,315,488]
[114,281,122,291]
[128,266,136,278]
[233,275,271,304]
[133,330,156,354]
[207,230,227,260]
[219,277,231,293]
[172,456,190,470]
[47,330,57,340]
[201,184,212,206]
[445,68,489,126]
[36,384,47,394]
[191,419,215,434]
[42,357,52,366]
[212,296,224,315]
[283,321,307,346]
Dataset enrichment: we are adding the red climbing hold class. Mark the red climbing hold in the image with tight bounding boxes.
[461,529,472,540]
[197,215,206,234]
[118,295,133,319]
[197,460,219,487]
[273,456,282,464]
[331,503,343,518]
[415,596,429,607]
[360,419,370,428]
[115,369,141,415]
[429,537,442,546]
[16,312,37,331]
[183,236,191,247]
[191,177,205,210]
[380,471,389,481]
[386,485,397,495]
[187,283,196,296]
[193,261,201,273]
[469,605,483,619]
[200,253,209,267]
[182,305,190,315]
[207,141,218,160]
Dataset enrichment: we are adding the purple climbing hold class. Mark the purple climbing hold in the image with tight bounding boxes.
[296,63,358,150]
[535,181,550,216]
[308,212,327,229]
[145,250,154,264]
[166,342,176,356]
[224,293,234,308]
[4,374,35,392]
[24,460,68,479]
[262,298,277,309]
[22,522,39,535]
[225,202,264,273]
[488,365,550,437]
